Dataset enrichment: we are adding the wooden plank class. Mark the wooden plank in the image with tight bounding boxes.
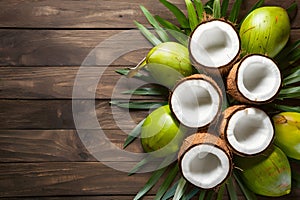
[1,29,299,67]
[0,0,186,29]
[0,0,298,29]
[0,197,156,200]
[0,162,158,197]
[0,29,150,66]
[0,161,298,198]
[0,66,167,100]
[0,100,151,130]
[0,130,144,162]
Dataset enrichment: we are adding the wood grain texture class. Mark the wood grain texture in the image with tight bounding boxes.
[1,29,299,66]
[0,0,298,29]
[1,0,300,199]
[0,130,144,162]
[0,162,158,197]
[0,66,167,100]
[0,197,157,200]
[0,100,151,129]
[0,29,150,66]
[0,0,186,29]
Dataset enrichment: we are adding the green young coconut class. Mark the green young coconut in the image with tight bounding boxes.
[239,6,290,57]
[141,105,186,157]
[145,42,194,89]
[273,112,300,160]
[235,145,291,197]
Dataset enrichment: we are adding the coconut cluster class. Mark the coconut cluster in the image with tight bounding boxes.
[168,19,282,190]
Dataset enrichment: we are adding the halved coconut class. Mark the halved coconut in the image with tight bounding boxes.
[220,105,274,156]
[178,133,232,189]
[227,54,281,104]
[169,74,222,128]
[189,19,241,74]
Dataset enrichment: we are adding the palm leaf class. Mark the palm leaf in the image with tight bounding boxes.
[216,183,226,200]
[161,180,179,200]
[154,164,179,200]
[198,190,207,200]
[221,0,229,17]
[275,40,300,69]
[234,171,257,200]
[238,0,264,29]
[155,15,182,32]
[134,21,162,46]
[286,48,300,64]
[140,6,170,42]
[226,177,238,200]
[123,119,145,149]
[287,2,298,14]
[128,156,151,175]
[213,0,221,19]
[133,166,168,200]
[248,0,265,14]
[166,29,189,46]
[194,0,204,22]
[204,0,214,15]
[272,104,300,112]
[205,190,215,200]
[283,67,300,85]
[278,86,300,97]
[110,100,167,109]
[115,68,154,83]
[154,15,189,45]
[173,177,187,200]
[182,188,200,200]
[159,0,189,28]
[185,0,199,31]
[229,0,243,23]
[122,87,168,96]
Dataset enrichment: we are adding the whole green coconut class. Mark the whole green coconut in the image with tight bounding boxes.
[235,146,291,197]
[273,112,300,160]
[239,6,290,57]
[141,105,186,157]
[146,42,193,89]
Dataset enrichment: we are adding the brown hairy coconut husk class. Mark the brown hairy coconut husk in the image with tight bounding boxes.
[220,105,275,156]
[169,74,222,129]
[178,133,232,189]
[189,19,241,75]
[227,54,282,105]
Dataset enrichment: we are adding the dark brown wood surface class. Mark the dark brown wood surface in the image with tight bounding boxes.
[0,0,299,199]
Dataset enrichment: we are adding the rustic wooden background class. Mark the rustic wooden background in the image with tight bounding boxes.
[0,0,299,199]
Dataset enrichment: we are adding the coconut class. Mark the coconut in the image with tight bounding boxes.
[189,19,241,75]
[240,6,290,57]
[273,112,300,160]
[169,74,222,128]
[178,133,232,189]
[128,42,194,89]
[227,54,281,104]
[235,145,291,197]
[141,105,186,157]
[220,105,274,156]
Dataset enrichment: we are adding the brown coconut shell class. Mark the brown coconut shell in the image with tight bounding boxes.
[227,54,282,105]
[169,74,223,129]
[220,105,275,156]
[178,132,233,189]
[189,19,241,76]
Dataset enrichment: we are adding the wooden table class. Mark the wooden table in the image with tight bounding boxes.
[0,0,299,199]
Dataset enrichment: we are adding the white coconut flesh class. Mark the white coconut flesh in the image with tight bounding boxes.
[189,20,240,68]
[226,107,274,155]
[181,144,230,189]
[171,79,220,128]
[237,55,281,102]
